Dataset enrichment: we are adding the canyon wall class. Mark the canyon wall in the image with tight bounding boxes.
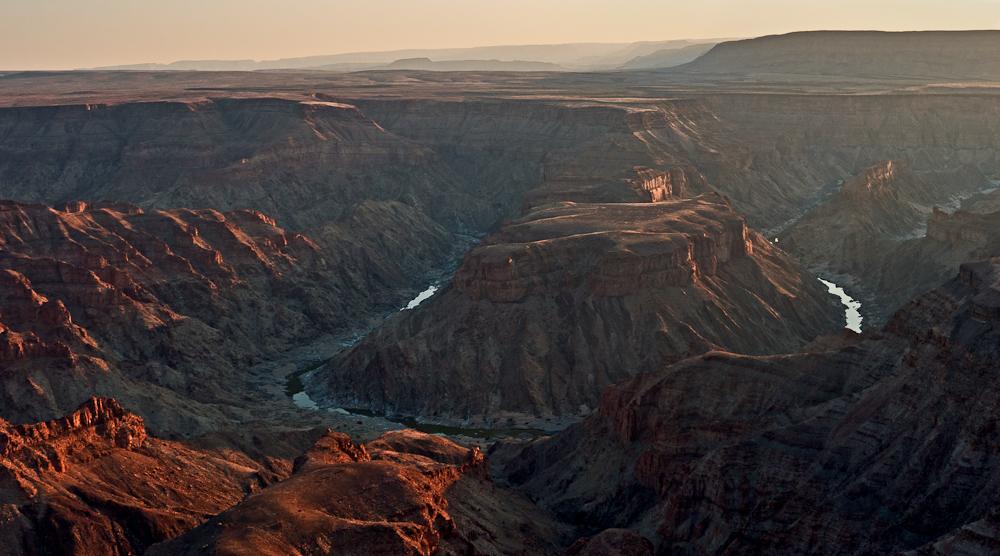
[780,160,998,323]
[5,93,1000,240]
[0,98,498,232]
[493,255,1000,555]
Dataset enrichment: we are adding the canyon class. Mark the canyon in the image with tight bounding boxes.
[490,254,1000,555]
[3,30,1000,555]
[780,159,998,323]
[311,193,842,426]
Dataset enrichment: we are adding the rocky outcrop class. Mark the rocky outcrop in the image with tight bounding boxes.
[493,256,1000,555]
[0,398,312,556]
[0,199,455,435]
[147,429,571,556]
[926,207,1000,246]
[310,193,842,426]
[782,159,983,246]
[454,196,751,303]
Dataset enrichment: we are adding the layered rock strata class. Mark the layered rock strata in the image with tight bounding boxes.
[311,193,842,425]
[353,97,841,233]
[7,91,1000,240]
[493,256,1000,555]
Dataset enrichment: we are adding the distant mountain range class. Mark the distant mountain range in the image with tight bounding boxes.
[88,31,1000,77]
[672,30,1000,80]
[620,43,716,69]
[88,39,725,72]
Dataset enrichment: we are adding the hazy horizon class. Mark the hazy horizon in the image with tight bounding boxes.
[5,0,1000,71]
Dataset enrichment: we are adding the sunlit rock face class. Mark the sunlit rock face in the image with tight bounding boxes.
[0,398,308,556]
[312,193,842,426]
[492,256,1000,556]
[147,429,571,556]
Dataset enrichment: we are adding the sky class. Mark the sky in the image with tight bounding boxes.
[4,0,1000,70]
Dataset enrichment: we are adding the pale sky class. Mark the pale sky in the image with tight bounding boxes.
[4,0,1000,70]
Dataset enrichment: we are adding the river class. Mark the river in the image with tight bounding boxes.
[401,284,438,311]
[819,278,863,333]
[286,261,553,438]
[289,280,440,411]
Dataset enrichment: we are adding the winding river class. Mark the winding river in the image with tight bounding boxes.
[401,284,438,311]
[819,278,863,333]
[288,260,863,437]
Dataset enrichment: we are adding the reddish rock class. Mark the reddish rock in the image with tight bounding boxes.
[148,429,567,556]
[0,398,305,556]
[0,198,455,436]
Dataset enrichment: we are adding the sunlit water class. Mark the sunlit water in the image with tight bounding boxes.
[819,278,863,333]
[402,285,438,311]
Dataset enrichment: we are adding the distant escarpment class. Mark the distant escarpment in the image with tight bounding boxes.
[309,193,842,425]
[678,31,1000,80]
[8,93,1000,239]
[354,96,888,234]
[780,159,996,323]
[0,398,316,556]
[0,199,454,435]
[0,98,500,233]
[493,255,1000,555]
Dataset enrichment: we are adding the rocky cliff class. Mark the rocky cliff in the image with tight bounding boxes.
[310,193,842,426]
[493,256,1000,555]
[6,91,1000,240]
[779,160,995,323]
[0,398,318,556]
[0,199,454,435]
